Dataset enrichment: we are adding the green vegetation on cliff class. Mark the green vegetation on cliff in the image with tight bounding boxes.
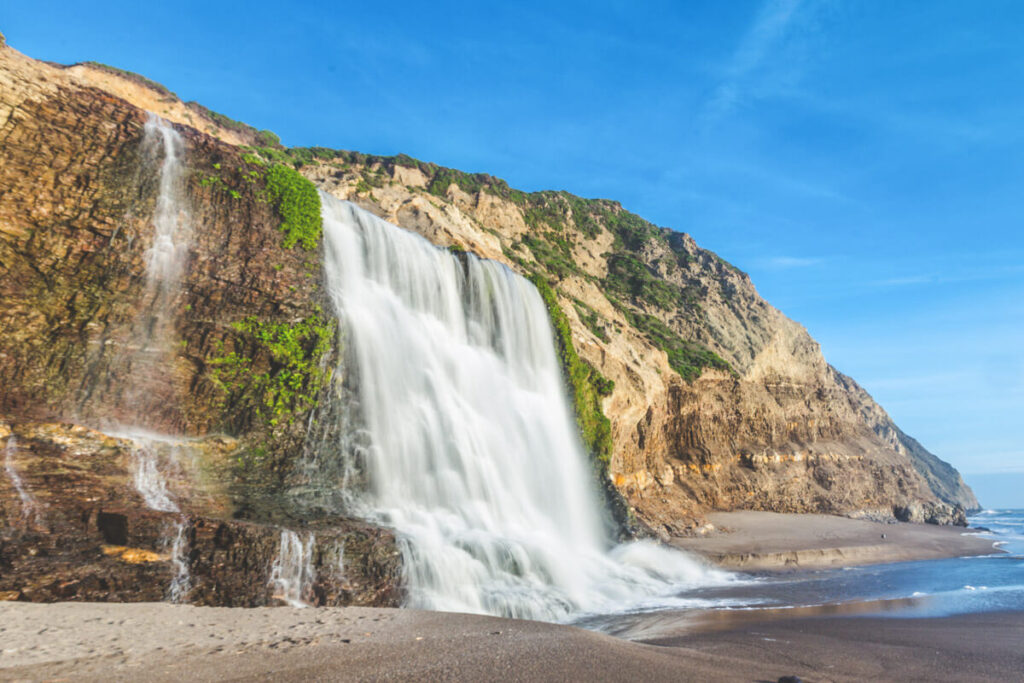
[201,153,323,249]
[263,163,322,250]
[210,314,335,430]
[529,275,614,467]
[622,309,732,381]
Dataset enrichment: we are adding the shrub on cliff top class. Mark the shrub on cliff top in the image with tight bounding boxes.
[256,130,281,148]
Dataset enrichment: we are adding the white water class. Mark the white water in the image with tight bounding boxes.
[130,436,179,514]
[109,116,195,600]
[143,114,191,288]
[167,521,191,603]
[320,195,732,622]
[4,436,41,521]
[269,530,317,607]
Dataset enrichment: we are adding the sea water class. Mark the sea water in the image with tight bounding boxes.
[581,510,1024,637]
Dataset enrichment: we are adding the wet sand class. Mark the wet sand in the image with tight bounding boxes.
[671,511,999,570]
[2,602,1022,682]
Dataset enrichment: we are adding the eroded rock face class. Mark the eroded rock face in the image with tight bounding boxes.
[0,34,977,592]
[0,422,401,606]
[0,46,401,604]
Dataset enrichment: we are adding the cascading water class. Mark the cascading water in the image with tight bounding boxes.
[4,436,41,522]
[320,194,733,621]
[269,530,317,607]
[118,114,190,512]
[112,114,193,599]
[143,113,191,289]
[130,435,179,514]
[167,521,192,603]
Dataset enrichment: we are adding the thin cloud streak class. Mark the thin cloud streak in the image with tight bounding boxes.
[702,0,805,123]
[761,256,824,268]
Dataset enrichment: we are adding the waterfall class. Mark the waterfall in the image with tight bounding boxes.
[130,435,179,514]
[269,530,317,607]
[117,114,189,513]
[167,521,191,603]
[4,436,41,522]
[143,113,191,288]
[320,194,732,622]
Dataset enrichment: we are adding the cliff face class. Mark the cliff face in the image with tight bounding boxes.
[0,35,977,601]
[0,45,401,605]
[299,159,977,531]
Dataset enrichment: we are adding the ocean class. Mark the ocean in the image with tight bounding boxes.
[579,510,1024,638]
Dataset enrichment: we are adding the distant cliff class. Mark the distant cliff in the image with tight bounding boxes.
[0,36,976,583]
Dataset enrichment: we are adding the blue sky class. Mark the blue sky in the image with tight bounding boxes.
[3,1,1021,504]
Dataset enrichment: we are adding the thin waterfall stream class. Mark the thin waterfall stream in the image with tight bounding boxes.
[320,194,734,622]
[112,114,194,601]
[269,530,317,608]
[4,436,41,523]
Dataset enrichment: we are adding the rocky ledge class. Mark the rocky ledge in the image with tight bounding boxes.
[0,421,402,606]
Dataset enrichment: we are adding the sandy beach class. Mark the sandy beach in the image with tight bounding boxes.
[1,514,1009,681]
[671,511,998,570]
[2,601,1023,682]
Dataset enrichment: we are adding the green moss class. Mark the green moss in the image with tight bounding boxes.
[529,275,614,467]
[210,315,335,429]
[263,163,322,250]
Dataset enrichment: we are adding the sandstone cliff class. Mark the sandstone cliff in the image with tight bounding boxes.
[297,159,977,533]
[0,44,401,604]
[0,36,977,603]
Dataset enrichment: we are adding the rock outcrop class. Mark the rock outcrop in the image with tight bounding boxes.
[0,44,401,604]
[0,422,400,605]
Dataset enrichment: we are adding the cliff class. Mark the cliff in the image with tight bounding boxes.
[0,39,977,608]
[0,44,401,604]
[298,160,977,532]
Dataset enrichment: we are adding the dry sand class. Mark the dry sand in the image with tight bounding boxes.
[671,511,999,570]
[2,602,1023,682]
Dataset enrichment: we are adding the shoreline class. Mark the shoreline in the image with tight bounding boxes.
[2,602,1022,681]
[670,511,999,570]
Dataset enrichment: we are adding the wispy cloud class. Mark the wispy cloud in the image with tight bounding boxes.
[872,275,934,287]
[869,263,1024,289]
[762,255,823,268]
[703,0,806,123]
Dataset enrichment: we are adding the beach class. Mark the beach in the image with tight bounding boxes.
[2,601,1023,682]
[671,511,998,570]
[2,512,1013,681]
